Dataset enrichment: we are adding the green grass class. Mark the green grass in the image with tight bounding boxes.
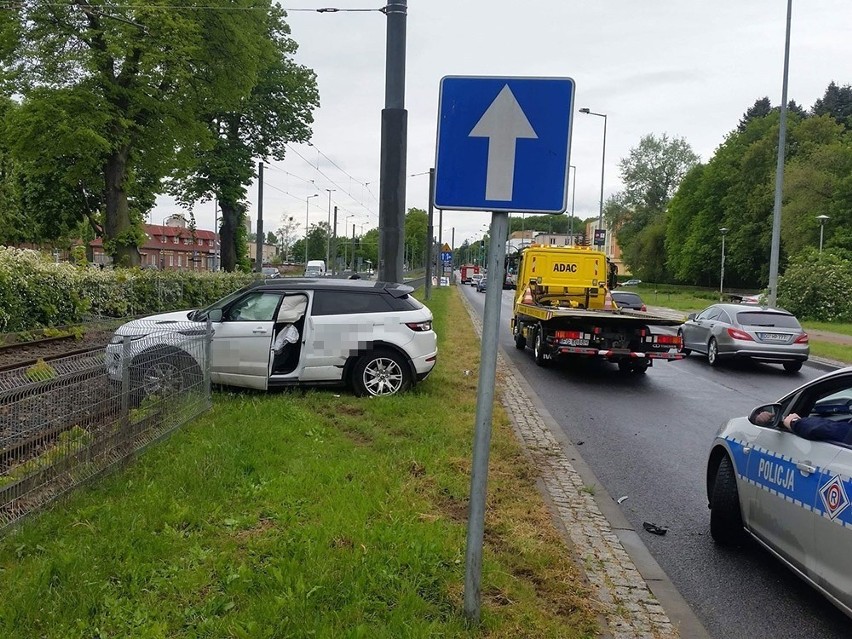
[808,341,852,364]
[0,288,597,638]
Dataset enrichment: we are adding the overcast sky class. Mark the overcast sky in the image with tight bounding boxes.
[154,0,852,249]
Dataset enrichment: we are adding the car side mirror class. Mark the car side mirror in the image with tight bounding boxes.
[687,313,696,321]
[207,309,223,323]
[749,403,782,427]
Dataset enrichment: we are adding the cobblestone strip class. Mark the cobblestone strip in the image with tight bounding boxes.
[460,292,678,639]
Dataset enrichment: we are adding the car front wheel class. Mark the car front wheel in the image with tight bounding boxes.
[678,329,691,356]
[710,455,745,545]
[352,349,412,397]
[130,347,201,402]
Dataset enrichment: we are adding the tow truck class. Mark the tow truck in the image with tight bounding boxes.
[510,245,685,373]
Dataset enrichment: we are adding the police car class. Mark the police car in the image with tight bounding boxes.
[706,366,852,619]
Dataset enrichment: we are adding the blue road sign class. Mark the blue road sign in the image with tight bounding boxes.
[441,251,452,263]
[434,76,574,213]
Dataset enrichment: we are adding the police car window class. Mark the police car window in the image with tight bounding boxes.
[312,290,393,315]
[792,376,852,419]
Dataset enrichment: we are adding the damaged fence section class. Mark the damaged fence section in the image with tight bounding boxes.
[0,320,213,533]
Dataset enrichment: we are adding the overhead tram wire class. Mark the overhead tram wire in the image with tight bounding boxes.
[27,4,387,13]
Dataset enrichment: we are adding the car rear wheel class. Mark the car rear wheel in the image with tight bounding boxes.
[513,323,526,350]
[678,329,691,356]
[783,361,803,373]
[533,327,547,367]
[707,337,719,367]
[710,455,745,545]
[352,349,412,397]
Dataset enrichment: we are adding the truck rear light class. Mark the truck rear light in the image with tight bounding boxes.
[655,334,680,345]
[406,320,432,332]
[727,327,754,341]
[795,333,809,344]
[554,330,583,339]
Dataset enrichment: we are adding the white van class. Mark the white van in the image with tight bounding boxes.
[304,260,326,277]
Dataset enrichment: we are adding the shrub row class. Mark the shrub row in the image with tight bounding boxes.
[777,248,852,322]
[0,247,257,333]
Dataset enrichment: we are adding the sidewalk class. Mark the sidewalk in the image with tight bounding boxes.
[460,293,708,639]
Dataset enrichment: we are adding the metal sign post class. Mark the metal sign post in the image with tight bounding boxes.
[462,210,508,621]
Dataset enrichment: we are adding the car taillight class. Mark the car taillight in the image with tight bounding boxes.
[795,333,809,344]
[727,327,754,341]
[406,320,432,332]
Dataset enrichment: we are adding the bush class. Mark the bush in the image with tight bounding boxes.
[777,248,852,322]
[0,247,257,332]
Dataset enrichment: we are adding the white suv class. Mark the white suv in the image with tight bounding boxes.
[106,279,437,397]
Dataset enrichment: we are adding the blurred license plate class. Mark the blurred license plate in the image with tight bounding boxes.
[758,332,787,342]
[563,338,590,346]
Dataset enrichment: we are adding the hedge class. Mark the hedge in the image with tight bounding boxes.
[0,247,258,333]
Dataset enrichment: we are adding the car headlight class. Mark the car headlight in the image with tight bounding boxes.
[109,334,148,344]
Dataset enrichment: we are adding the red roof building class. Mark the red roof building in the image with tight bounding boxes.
[90,220,218,270]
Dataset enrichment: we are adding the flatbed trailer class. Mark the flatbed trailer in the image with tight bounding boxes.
[510,245,686,373]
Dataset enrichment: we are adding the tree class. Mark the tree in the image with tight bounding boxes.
[738,98,772,132]
[2,0,213,266]
[168,5,318,271]
[275,215,299,261]
[403,208,427,268]
[812,81,852,128]
[607,133,698,277]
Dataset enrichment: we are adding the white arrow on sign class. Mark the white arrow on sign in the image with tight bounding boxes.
[468,84,538,201]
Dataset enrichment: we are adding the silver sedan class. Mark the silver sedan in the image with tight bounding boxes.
[706,367,852,619]
[678,303,809,372]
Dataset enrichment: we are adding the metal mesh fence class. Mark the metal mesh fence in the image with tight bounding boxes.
[0,320,212,533]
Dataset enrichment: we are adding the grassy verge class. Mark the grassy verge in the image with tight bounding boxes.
[0,287,597,638]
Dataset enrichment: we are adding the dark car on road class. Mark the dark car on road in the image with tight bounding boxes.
[476,277,487,293]
[611,291,646,311]
[679,303,809,372]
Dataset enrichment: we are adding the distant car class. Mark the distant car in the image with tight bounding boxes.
[475,277,487,293]
[261,267,280,278]
[622,279,642,286]
[470,274,483,287]
[706,366,852,618]
[678,303,809,372]
[611,291,646,311]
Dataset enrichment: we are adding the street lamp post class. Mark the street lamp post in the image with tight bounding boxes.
[719,227,729,301]
[569,165,576,246]
[305,193,319,266]
[817,215,829,253]
[579,108,608,246]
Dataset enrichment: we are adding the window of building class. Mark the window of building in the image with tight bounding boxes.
[172,236,179,244]
[169,255,174,267]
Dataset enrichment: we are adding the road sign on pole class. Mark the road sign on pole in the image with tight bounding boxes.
[434,76,575,213]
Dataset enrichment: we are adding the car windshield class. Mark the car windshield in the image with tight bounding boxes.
[736,311,801,329]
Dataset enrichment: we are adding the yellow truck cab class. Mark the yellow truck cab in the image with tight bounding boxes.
[510,245,683,373]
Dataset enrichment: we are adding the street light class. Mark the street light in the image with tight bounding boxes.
[568,165,576,246]
[579,107,607,253]
[305,193,319,265]
[719,227,729,301]
[817,214,830,253]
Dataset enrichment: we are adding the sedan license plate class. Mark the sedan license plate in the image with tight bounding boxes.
[562,338,590,346]
[758,332,787,342]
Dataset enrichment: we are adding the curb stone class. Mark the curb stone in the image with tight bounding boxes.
[459,290,709,639]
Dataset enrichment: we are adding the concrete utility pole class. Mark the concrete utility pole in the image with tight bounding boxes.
[436,206,443,288]
[325,189,335,269]
[451,227,455,284]
[332,205,338,275]
[378,0,407,284]
[255,162,264,272]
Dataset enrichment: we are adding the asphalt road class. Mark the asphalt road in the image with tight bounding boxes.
[460,284,850,639]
